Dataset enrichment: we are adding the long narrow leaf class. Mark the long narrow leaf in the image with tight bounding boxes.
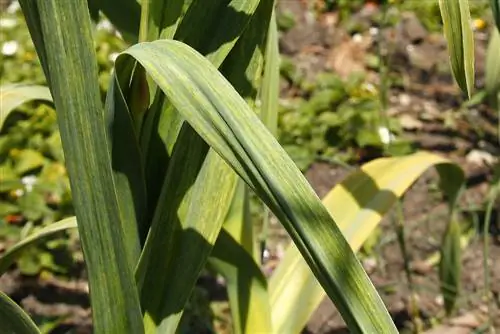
[120,40,397,333]
[209,181,273,334]
[439,219,462,314]
[260,9,279,135]
[0,291,40,334]
[0,217,77,276]
[485,28,500,109]
[270,152,464,333]
[0,84,52,130]
[20,1,144,332]
[439,0,475,98]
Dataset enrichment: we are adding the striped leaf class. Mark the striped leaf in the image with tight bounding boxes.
[120,39,397,333]
[439,0,475,98]
[20,1,144,332]
[269,152,464,333]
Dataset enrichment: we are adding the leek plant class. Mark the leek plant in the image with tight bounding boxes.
[0,0,475,333]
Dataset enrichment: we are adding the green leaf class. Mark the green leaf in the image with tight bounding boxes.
[136,2,270,330]
[260,9,280,135]
[485,28,500,109]
[0,291,40,334]
[136,125,238,333]
[439,0,475,98]
[492,0,500,32]
[209,181,273,334]
[0,84,52,130]
[14,149,46,175]
[269,152,464,333]
[20,1,144,333]
[0,216,75,275]
[439,219,462,314]
[120,39,397,333]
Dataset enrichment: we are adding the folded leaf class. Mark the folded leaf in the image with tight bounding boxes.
[270,152,464,333]
[119,40,397,333]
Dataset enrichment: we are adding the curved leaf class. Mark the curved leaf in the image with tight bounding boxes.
[439,0,475,98]
[0,84,52,129]
[0,217,77,276]
[269,152,464,333]
[0,291,40,334]
[119,40,397,333]
[486,28,500,109]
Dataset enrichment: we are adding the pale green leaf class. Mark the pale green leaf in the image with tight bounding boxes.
[209,181,273,334]
[270,152,464,333]
[439,0,475,98]
[485,28,500,108]
[0,217,77,275]
[0,84,52,130]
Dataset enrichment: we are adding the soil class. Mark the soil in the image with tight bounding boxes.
[2,1,500,333]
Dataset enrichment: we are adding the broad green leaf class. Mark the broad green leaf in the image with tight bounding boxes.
[20,1,144,332]
[269,152,464,334]
[439,0,475,98]
[439,219,462,314]
[0,217,77,275]
[485,28,500,109]
[209,181,273,334]
[120,40,397,333]
[0,291,40,334]
[0,85,52,130]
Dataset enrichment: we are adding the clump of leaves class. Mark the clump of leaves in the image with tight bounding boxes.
[278,68,411,170]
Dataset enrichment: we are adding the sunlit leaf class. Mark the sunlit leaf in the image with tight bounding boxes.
[439,0,475,98]
[270,152,464,333]
[120,39,397,333]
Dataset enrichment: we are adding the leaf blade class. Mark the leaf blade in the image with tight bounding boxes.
[121,39,397,333]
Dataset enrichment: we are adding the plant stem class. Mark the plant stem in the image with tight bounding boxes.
[482,188,497,333]
[139,0,150,43]
[393,200,423,333]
